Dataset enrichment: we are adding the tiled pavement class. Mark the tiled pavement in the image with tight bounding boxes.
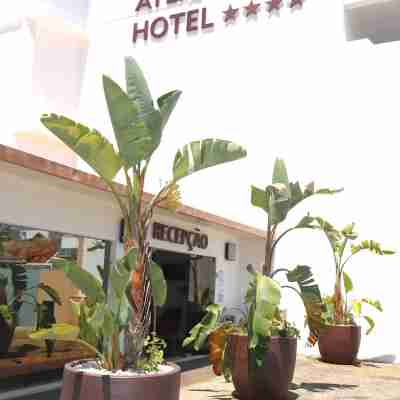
[181,356,400,400]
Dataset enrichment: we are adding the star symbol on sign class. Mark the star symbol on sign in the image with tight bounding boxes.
[244,1,260,17]
[267,0,283,13]
[289,0,304,8]
[223,5,239,23]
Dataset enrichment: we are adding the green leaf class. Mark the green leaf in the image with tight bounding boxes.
[102,308,115,338]
[361,298,383,312]
[266,183,291,225]
[246,273,281,368]
[41,114,122,181]
[352,299,362,317]
[173,139,247,182]
[109,252,135,299]
[182,304,222,351]
[363,315,375,335]
[124,56,154,117]
[250,160,342,226]
[287,265,326,344]
[250,185,269,213]
[37,283,62,306]
[272,158,290,190]
[306,216,342,250]
[252,274,281,339]
[295,214,315,229]
[103,75,162,166]
[351,240,395,256]
[51,258,105,304]
[150,262,167,307]
[341,223,358,240]
[157,90,182,130]
[343,271,353,294]
[0,305,13,325]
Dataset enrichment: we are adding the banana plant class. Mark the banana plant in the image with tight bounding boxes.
[40,57,247,370]
[304,218,394,326]
[251,158,342,276]
[183,265,325,380]
[31,250,165,369]
[322,295,382,335]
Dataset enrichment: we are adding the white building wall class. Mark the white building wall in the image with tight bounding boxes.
[0,160,262,315]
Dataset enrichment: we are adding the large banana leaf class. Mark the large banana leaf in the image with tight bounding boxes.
[124,57,154,118]
[286,265,326,344]
[247,273,281,367]
[182,303,222,351]
[109,249,167,307]
[157,90,182,130]
[41,114,122,181]
[173,139,247,181]
[343,271,353,294]
[245,272,281,369]
[103,75,162,167]
[150,261,167,307]
[51,258,105,304]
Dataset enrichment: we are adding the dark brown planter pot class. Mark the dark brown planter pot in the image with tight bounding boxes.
[318,325,361,365]
[227,334,297,400]
[0,314,15,355]
[60,360,181,400]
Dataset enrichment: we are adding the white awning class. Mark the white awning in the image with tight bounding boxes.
[344,0,400,44]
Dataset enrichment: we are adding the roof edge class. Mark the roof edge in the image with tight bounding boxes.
[0,144,266,239]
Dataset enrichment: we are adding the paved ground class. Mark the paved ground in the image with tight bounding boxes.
[181,355,400,400]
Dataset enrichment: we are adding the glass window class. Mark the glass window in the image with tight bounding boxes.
[0,223,111,380]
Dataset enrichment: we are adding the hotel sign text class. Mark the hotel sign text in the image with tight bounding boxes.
[152,222,209,251]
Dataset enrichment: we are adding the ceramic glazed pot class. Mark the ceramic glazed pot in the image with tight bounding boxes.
[318,325,361,365]
[0,313,15,355]
[228,334,297,400]
[60,360,181,400]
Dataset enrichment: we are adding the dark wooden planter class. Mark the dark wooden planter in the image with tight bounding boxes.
[318,325,361,365]
[60,360,181,400]
[228,334,297,400]
[0,314,15,355]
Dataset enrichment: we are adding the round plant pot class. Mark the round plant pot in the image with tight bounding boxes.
[228,334,297,400]
[0,314,15,355]
[318,325,361,365]
[60,360,181,400]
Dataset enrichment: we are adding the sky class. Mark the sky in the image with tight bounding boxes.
[1,0,400,359]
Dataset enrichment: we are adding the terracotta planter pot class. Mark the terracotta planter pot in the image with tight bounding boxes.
[228,334,297,400]
[60,360,181,400]
[0,314,15,355]
[318,325,361,365]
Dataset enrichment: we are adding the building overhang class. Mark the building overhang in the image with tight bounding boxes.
[344,0,400,44]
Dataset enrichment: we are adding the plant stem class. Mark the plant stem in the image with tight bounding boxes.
[270,268,290,280]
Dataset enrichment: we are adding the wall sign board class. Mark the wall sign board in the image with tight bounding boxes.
[152,222,208,251]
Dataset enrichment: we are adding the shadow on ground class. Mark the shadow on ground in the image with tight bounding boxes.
[290,382,358,393]
[188,388,300,400]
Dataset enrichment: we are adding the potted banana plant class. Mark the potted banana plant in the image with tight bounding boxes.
[184,158,340,400]
[38,56,247,400]
[304,219,395,364]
